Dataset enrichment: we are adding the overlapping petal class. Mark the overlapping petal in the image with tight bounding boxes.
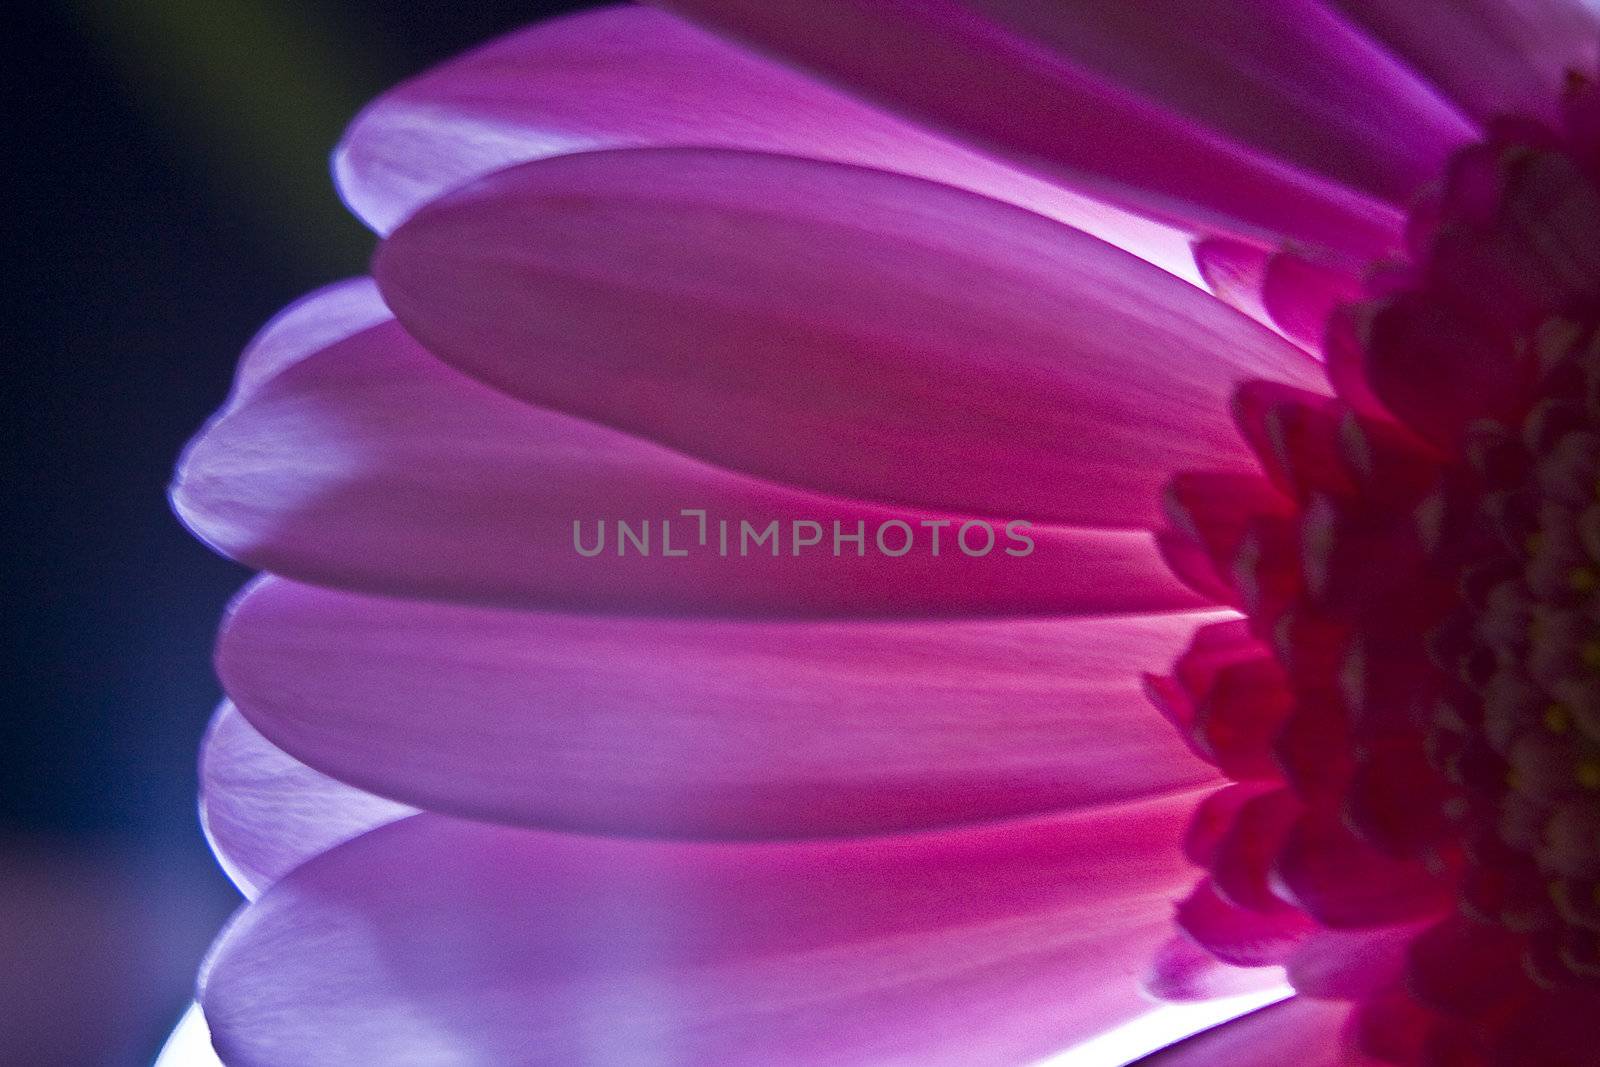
[199,701,413,899]
[649,0,1465,260]
[1191,240,1364,355]
[1326,0,1600,128]
[202,795,1207,1067]
[376,147,1321,532]
[172,293,1207,617]
[1133,996,1348,1066]
[217,576,1225,837]
[224,277,390,409]
[335,5,1201,281]
[174,4,1593,1064]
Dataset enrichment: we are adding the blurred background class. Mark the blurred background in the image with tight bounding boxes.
[5,2,596,1062]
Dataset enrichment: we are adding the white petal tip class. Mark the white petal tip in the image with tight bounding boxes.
[1032,985,1295,1066]
[153,1004,221,1067]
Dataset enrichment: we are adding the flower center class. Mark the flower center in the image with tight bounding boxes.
[1150,76,1600,1063]
[1429,329,1600,974]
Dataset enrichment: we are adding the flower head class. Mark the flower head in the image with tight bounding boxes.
[175,3,1600,1064]
[1151,70,1600,1063]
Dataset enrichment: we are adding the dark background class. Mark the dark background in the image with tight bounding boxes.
[5,2,594,1062]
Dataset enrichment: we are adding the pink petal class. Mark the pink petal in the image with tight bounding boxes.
[1271,811,1452,929]
[225,278,390,409]
[1341,985,1435,1066]
[1327,0,1600,128]
[1284,922,1429,1000]
[1174,879,1314,968]
[376,147,1320,530]
[218,576,1226,837]
[201,795,1208,1067]
[1193,240,1362,355]
[1357,290,1526,447]
[650,0,1459,260]
[1258,254,1364,357]
[1132,996,1347,1065]
[1192,241,1279,343]
[199,702,413,899]
[1209,789,1302,910]
[335,6,1202,280]
[1182,782,1277,868]
[1144,935,1287,1003]
[173,309,1206,617]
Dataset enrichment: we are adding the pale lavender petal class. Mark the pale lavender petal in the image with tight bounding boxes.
[200,701,414,899]
[172,307,1203,617]
[202,795,1208,1067]
[335,5,1202,281]
[173,311,1204,617]
[153,1005,222,1067]
[226,278,390,408]
[376,148,1322,531]
[217,576,1226,837]
[650,0,1453,260]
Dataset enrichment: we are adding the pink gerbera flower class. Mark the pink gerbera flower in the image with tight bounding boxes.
[173,2,1600,1064]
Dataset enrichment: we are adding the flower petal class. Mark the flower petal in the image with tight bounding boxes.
[376,147,1320,531]
[153,1005,222,1067]
[1192,240,1362,355]
[335,5,1201,281]
[226,278,390,408]
[1272,811,1452,929]
[650,0,1467,260]
[200,701,413,899]
[1284,922,1428,1000]
[1132,996,1346,1066]
[173,308,1206,617]
[1174,879,1314,968]
[1144,935,1287,1003]
[1326,0,1600,128]
[1192,241,1279,344]
[202,796,1207,1067]
[218,576,1225,837]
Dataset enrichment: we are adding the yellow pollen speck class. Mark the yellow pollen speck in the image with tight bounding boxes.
[1546,704,1572,733]
[1525,532,1545,556]
[1580,762,1600,790]
[1573,568,1599,593]
[1584,641,1600,669]
[1508,768,1524,791]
